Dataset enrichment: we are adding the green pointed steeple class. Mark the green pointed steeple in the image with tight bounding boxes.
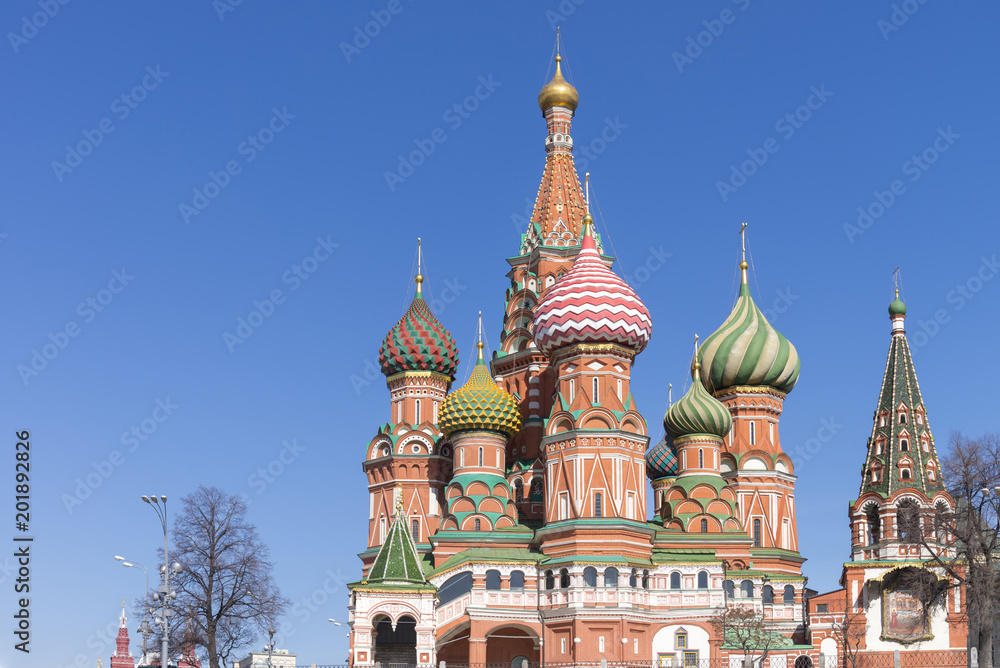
[859,292,945,498]
[366,495,427,585]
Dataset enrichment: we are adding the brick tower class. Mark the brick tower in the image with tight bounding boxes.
[110,600,134,668]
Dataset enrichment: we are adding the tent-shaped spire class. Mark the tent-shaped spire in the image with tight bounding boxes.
[366,493,427,585]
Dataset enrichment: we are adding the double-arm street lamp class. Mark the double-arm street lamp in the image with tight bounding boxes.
[115,556,153,662]
[142,495,183,668]
[248,590,277,668]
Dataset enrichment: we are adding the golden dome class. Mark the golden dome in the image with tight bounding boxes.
[537,55,579,112]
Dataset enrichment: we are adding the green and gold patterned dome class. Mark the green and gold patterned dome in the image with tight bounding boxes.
[664,353,733,439]
[438,342,522,438]
[699,260,800,395]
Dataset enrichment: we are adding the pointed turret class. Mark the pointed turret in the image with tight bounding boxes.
[367,494,428,585]
[858,290,945,500]
[110,600,134,668]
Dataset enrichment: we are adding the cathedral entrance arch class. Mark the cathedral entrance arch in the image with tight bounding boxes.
[485,625,539,665]
[373,614,417,665]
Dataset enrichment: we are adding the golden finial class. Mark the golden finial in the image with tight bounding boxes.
[477,311,485,358]
[538,29,579,112]
[585,172,590,212]
[415,238,424,293]
[692,334,701,373]
[394,485,404,515]
[738,223,749,283]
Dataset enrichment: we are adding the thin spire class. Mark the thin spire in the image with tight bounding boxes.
[415,238,423,297]
[585,172,590,212]
[556,26,561,59]
[691,334,702,380]
[668,383,673,407]
[739,223,749,285]
[477,311,484,360]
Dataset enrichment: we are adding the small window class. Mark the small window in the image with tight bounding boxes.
[900,413,907,424]
[901,439,909,452]
[569,379,574,401]
[697,571,708,589]
[478,446,484,467]
[460,448,465,467]
[617,378,623,401]
[676,631,687,649]
[784,585,795,604]
[510,570,525,590]
[723,580,735,599]
[485,569,501,590]
[917,413,923,425]
[559,568,570,589]
[749,420,756,445]
[604,567,618,587]
[583,567,597,587]
[642,570,649,589]
[753,518,762,548]
[698,449,704,468]
[816,603,829,613]
[514,479,524,503]
[880,415,886,427]
[474,518,481,531]
[411,519,419,542]
[545,570,554,590]
[763,585,773,604]
[415,400,421,424]
[670,572,681,589]
[592,377,599,403]
[741,580,754,598]
[683,651,699,666]
[599,636,605,653]
[561,638,566,654]
[701,518,708,533]
[594,492,603,518]
[901,469,911,480]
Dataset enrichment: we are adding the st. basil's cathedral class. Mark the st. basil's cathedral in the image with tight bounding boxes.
[345,49,969,668]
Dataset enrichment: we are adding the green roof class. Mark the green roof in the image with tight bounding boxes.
[366,510,427,586]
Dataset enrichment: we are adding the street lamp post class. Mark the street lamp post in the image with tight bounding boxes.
[143,495,183,668]
[116,556,152,662]
[248,590,277,668]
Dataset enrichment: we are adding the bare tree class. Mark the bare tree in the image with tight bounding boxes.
[831,608,868,668]
[712,605,777,667]
[144,486,290,668]
[898,432,1000,668]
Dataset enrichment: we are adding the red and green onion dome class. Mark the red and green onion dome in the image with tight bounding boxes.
[379,275,459,378]
[532,215,652,357]
[646,435,679,480]
[438,343,522,438]
[664,357,733,439]
[699,262,800,395]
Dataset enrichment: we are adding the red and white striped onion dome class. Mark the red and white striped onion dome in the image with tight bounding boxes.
[532,215,652,356]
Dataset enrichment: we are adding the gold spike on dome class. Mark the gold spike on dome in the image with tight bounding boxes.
[538,53,579,112]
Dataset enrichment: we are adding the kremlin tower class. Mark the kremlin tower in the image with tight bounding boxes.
[347,45,966,668]
[110,601,134,668]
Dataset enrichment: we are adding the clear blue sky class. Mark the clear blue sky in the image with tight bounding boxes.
[3,1,998,666]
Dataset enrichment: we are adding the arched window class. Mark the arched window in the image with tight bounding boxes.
[763,585,774,604]
[698,449,704,468]
[901,439,909,451]
[379,517,387,543]
[901,469,911,480]
[866,504,881,544]
[741,580,754,598]
[514,479,524,503]
[583,567,597,587]
[478,447,484,467]
[474,518,481,531]
[594,492,603,518]
[592,377,599,403]
[697,571,709,589]
[545,570,554,590]
[794,656,813,668]
[510,570,525,590]
[900,412,907,424]
[670,572,681,589]
[559,568,570,589]
[569,378,574,401]
[438,571,474,604]
[485,569,501,590]
[411,519,420,542]
[749,420,756,445]
[701,518,708,533]
[642,570,650,589]
[783,585,795,604]
[898,499,921,543]
[629,568,637,587]
[753,518,762,548]
[934,502,949,543]
[415,400,421,424]
[459,448,465,468]
[617,378,622,401]
[723,580,735,599]
[604,567,619,587]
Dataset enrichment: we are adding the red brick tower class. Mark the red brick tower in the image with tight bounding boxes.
[110,600,134,668]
